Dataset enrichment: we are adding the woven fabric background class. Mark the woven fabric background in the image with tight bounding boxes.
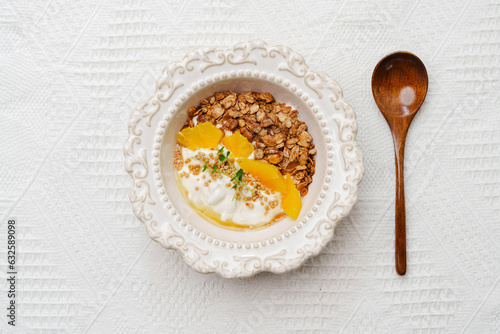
[1,0,499,333]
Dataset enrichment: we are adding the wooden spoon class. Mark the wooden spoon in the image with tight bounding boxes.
[371,51,428,275]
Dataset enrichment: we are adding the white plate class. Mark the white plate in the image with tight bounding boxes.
[124,40,364,278]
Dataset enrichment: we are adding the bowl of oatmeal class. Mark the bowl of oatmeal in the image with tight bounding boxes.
[124,40,364,278]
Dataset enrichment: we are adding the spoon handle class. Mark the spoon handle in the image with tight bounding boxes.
[394,138,407,275]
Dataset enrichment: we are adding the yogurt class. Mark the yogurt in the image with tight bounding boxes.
[176,145,284,227]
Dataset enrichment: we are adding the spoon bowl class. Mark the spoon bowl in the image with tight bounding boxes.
[371,51,428,275]
[372,52,428,118]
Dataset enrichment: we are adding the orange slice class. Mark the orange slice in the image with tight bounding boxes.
[221,131,254,158]
[177,122,223,150]
[237,158,286,194]
[281,173,301,219]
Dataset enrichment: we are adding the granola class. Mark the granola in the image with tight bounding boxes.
[182,91,316,196]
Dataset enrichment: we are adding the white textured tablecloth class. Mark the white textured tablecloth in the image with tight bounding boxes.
[1,0,499,332]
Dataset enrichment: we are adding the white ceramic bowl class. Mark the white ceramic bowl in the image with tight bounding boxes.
[124,40,364,278]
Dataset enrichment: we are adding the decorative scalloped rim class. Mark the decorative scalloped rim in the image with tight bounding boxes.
[124,40,364,278]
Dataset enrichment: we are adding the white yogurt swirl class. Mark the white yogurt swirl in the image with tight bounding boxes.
[177,145,284,227]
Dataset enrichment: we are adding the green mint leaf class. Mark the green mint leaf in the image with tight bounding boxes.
[218,147,224,154]
[226,151,231,158]
[235,169,243,180]
[202,163,208,172]
[218,154,225,162]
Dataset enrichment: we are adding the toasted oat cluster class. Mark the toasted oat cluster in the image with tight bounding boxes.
[182,91,316,196]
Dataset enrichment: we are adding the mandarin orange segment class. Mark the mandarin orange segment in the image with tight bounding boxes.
[237,158,287,194]
[221,131,254,158]
[176,121,223,150]
[281,173,302,219]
